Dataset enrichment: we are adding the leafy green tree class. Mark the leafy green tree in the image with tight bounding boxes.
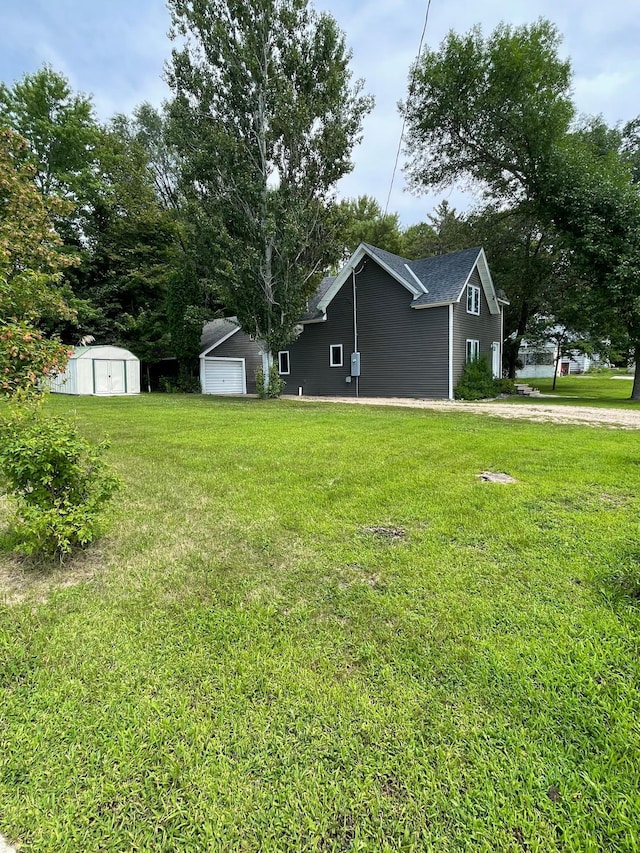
[166,0,373,378]
[335,195,403,258]
[1,68,185,363]
[539,133,640,397]
[403,20,640,397]
[0,129,76,397]
[125,102,186,214]
[72,118,181,361]
[400,221,437,260]
[403,200,470,259]
[403,20,574,205]
[166,258,207,384]
[0,66,101,244]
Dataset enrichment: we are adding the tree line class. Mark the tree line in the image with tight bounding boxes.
[1,4,639,397]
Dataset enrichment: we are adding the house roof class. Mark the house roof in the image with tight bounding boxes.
[406,247,486,307]
[200,317,241,355]
[299,275,336,322]
[316,243,502,316]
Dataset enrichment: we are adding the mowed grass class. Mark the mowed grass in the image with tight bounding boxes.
[1,394,639,852]
[501,371,638,408]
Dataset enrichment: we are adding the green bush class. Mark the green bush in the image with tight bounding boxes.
[0,408,121,560]
[158,375,201,393]
[256,364,286,399]
[495,377,516,395]
[454,357,499,400]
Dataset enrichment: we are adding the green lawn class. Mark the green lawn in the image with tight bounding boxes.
[500,371,638,408]
[1,395,639,852]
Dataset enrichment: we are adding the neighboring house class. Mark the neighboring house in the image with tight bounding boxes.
[516,341,603,379]
[199,243,506,399]
[49,345,140,396]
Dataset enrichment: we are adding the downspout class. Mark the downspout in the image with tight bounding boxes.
[448,304,454,400]
[500,303,504,379]
[352,267,358,398]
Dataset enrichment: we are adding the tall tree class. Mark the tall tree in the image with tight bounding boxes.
[335,195,403,258]
[0,66,101,244]
[403,20,640,397]
[403,21,574,205]
[73,118,182,361]
[539,132,640,397]
[166,0,373,370]
[0,129,76,397]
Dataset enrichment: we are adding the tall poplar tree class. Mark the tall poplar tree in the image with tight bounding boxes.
[166,0,373,369]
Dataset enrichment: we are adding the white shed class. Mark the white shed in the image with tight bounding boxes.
[50,346,140,396]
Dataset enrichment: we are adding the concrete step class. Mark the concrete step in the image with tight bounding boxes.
[515,383,541,397]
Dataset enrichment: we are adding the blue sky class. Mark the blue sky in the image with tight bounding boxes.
[1,0,638,226]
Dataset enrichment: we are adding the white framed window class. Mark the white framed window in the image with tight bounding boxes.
[278,351,290,375]
[467,284,480,315]
[329,344,343,367]
[466,339,480,362]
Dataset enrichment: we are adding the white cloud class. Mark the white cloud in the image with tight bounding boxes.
[1,0,638,227]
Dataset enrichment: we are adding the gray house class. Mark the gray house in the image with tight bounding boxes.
[200,243,506,399]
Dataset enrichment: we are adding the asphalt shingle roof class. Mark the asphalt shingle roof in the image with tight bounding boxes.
[200,317,241,354]
[355,244,484,307]
[299,275,335,321]
[407,247,483,306]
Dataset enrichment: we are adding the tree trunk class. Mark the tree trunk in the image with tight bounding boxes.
[261,350,273,394]
[552,350,561,390]
[631,342,640,400]
[507,300,530,379]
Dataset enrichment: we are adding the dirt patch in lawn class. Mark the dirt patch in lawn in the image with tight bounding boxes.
[0,551,103,606]
[297,396,640,429]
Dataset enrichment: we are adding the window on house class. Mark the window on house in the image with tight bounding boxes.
[466,339,480,362]
[467,284,480,315]
[278,351,290,375]
[329,344,343,367]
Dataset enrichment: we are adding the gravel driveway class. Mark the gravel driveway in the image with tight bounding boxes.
[297,395,640,429]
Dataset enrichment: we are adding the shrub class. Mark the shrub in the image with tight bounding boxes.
[495,377,516,395]
[0,408,121,560]
[158,375,201,393]
[256,364,286,398]
[454,357,499,400]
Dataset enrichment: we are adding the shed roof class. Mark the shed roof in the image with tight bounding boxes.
[70,345,138,360]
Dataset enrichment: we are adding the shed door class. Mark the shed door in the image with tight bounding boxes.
[94,360,126,394]
[202,358,246,395]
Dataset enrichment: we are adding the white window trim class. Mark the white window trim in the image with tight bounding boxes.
[466,339,480,362]
[329,344,343,367]
[467,284,480,315]
[278,351,290,375]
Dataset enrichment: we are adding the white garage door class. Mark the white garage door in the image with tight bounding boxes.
[202,358,246,395]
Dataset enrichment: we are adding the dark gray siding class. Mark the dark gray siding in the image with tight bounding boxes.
[282,279,357,397]
[452,267,503,385]
[357,259,449,398]
[212,331,262,394]
[283,257,449,398]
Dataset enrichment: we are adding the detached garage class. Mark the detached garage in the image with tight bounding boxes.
[50,345,140,396]
[200,318,262,395]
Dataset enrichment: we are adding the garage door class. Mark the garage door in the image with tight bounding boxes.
[202,358,246,395]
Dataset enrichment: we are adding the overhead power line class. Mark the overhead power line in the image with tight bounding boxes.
[384,0,433,217]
